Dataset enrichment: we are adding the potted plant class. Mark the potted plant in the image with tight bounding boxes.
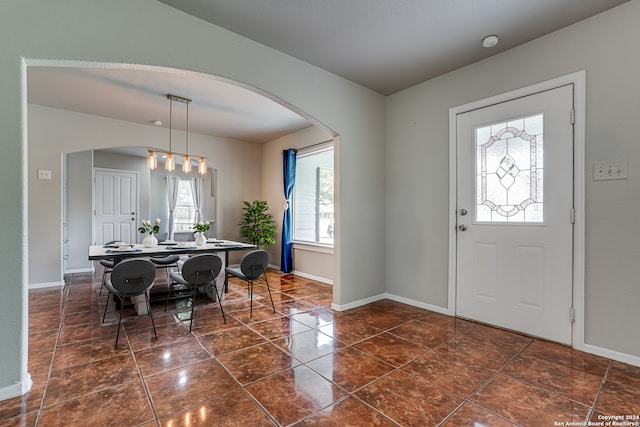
[139,218,161,247]
[239,200,278,248]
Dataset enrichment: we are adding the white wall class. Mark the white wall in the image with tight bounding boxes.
[386,0,640,359]
[262,126,334,281]
[2,0,386,396]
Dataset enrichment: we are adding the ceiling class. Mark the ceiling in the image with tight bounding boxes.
[27,0,629,145]
[158,0,629,95]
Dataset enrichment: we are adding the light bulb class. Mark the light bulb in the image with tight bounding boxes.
[198,157,207,175]
[147,151,157,170]
[165,153,175,172]
[182,155,192,173]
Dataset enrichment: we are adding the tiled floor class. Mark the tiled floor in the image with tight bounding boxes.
[3,268,640,426]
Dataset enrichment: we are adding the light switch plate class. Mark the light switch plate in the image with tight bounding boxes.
[37,169,52,180]
[593,162,628,181]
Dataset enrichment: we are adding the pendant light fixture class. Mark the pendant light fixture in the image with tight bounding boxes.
[147,94,207,175]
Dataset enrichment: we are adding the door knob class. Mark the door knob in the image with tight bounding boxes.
[457,224,467,231]
[459,209,468,216]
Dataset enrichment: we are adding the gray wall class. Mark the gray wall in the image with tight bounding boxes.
[386,0,640,358]
[64,152,93,273]
[2,0,385,394]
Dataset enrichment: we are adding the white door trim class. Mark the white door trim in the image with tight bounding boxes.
[93,167,140,246]
[447,71,586,350]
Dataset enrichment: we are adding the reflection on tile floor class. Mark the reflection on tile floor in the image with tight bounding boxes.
[3,268,640,426]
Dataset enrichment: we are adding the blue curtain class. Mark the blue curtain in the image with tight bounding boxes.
[281,149,297,272]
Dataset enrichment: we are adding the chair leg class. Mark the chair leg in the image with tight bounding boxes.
[214,282,226,324]
[114,297,124,349]
[263,273,275,313]
[102,292,110,323]
[249,280,254,318]
[146,292,157,340]
[188,285,197,332]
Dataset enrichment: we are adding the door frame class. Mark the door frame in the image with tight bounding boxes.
[447,71,586,350]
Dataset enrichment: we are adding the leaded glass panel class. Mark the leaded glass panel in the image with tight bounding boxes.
[475,114,543,223]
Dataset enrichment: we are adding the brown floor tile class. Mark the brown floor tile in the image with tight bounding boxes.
[38,380,154,426]
[0,411,39,427]
[158,387,274,426]
[427,336,525,371]
[272,329,343,363]
[44,353,139,406]
[290,309,335,329]
[25,274,639,426]
[135,339,212,377]
[145,358,240,417]
[519,339,610,377]
[306,347,395,392]
[403,349,495,399]
[51,338,131,371]
[27,348,54,377]
[217,342,301,385]
[353,332,427,367]
[442,402,517,426]
[126,322,192,351]
[317,317,384,346]
[502,351,604,405]
[245,365,347,426]
[471,374,590,425]
[57,323,119,345]
[248,316,312,340]
[230,305,283,324]
[388,317,470,348]
[608,361,640,389]
[197,325,266,356]
[294,396,395,426]
[595,379,640,416]
[355,369,463,426]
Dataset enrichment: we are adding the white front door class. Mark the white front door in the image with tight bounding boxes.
[456,85,574,344]
[94,169,138,245]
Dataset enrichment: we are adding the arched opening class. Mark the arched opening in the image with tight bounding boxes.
[27,60,339,295]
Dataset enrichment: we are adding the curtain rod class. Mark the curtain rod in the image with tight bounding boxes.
[284,138,334,153]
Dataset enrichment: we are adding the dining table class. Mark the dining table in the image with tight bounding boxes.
[88,239,256,315]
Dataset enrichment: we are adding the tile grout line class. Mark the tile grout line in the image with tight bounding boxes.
[34,280,70,426]
[586,359,613,422]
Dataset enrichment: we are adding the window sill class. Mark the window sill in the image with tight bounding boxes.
[292,242,334,255]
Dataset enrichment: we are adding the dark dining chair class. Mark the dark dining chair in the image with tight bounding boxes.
[225,249,275,318]
[167,254,226,331]
[102,258,157,349]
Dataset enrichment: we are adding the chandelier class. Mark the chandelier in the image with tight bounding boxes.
[147,94,207,175]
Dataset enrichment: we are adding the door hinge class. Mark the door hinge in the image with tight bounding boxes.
[569,307,575,323]
[570,208,575,224]
[570,109,575,125]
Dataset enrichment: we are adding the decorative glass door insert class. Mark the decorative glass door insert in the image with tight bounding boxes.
[476,114,544,223]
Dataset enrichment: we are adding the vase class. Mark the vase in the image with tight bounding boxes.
[142,232,158,248]
[195,232,207,246]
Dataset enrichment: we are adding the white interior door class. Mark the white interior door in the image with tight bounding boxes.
[94,169,138,245]
[456,85,574,344]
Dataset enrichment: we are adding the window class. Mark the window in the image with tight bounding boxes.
[293,146,334,245]
[173,179,196,232]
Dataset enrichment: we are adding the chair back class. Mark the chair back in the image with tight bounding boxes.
[109,259,156,296]
[181,254,222,285]
[240,250,269,280]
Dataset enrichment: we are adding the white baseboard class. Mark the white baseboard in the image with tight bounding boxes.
[582,343,640,368]
[64,267,94,275]
[28,281,64,290]
[332,292,448,314]
[382,293,449,315]
[332,293,386,311]
[291,270,333,285]
[0,374,32,402]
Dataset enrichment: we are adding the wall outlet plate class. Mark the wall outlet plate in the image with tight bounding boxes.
[593,162,628,181]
